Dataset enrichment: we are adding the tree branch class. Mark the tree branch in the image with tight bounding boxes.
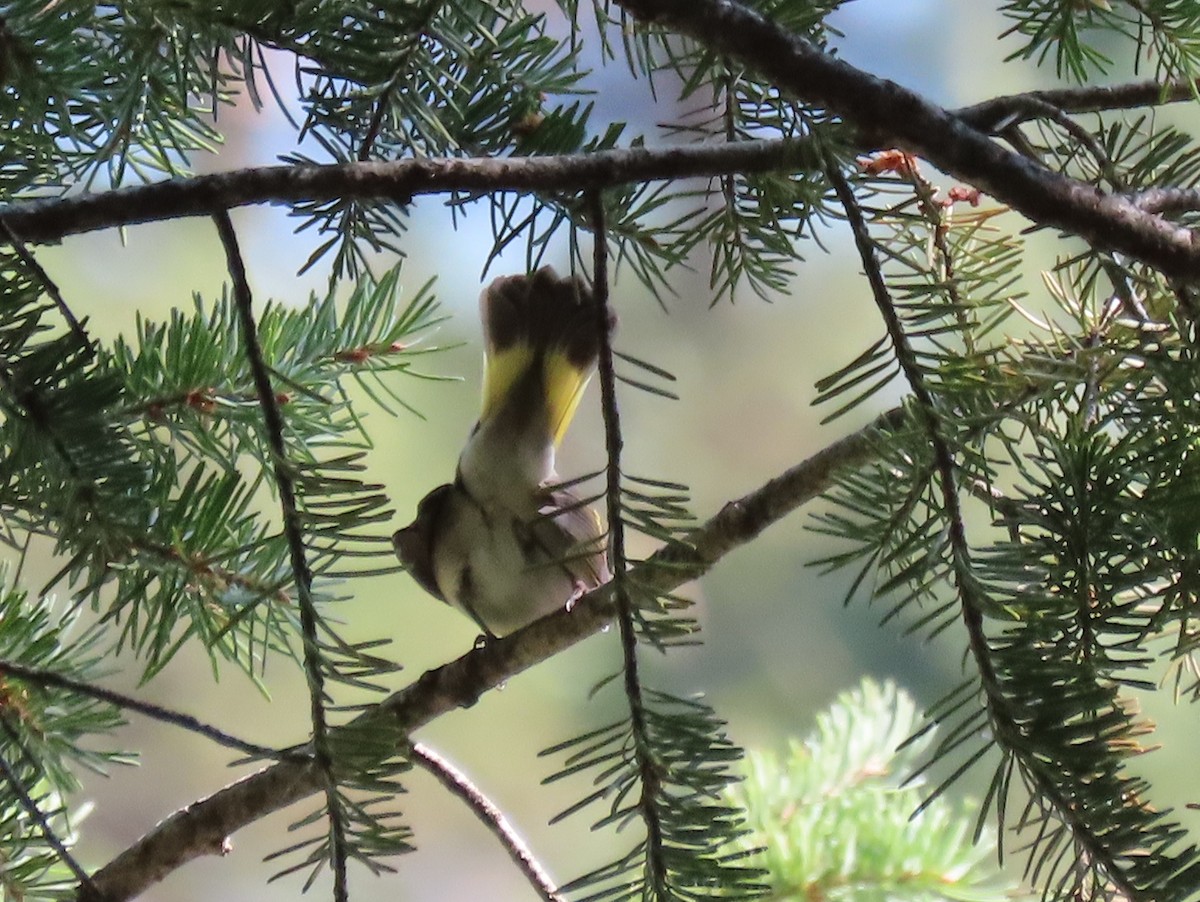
[79,404,907,902]
[0,660,303,763]
[410,742,563,902]
[589,190,669,890]
[955,78,1200,132]
[826,159,1146,902]
[612,0,1200,279]
[1126,186,1200,214]
[0,720,96,895]
[0,141,822,244]
[0,220,89,347]
[212,211,349,902]
[2,92,1200,282]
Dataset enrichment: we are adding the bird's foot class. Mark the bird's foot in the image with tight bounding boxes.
[473,631,497,650]
[564,579,590,613]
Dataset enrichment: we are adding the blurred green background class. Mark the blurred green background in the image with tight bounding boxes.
[15,2,1200,899]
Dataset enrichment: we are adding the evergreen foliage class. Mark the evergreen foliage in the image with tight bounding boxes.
[728,679,1021,902]
[3,1,1200,901]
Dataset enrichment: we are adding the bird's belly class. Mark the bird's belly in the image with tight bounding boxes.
[433,500,581,636]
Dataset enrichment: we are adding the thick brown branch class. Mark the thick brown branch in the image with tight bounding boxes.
[80,405,906,902]
[0,141,821,245]
[1,98,1198,282]
[613,0,1200,279]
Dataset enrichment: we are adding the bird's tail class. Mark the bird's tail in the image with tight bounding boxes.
[479,266,611,446]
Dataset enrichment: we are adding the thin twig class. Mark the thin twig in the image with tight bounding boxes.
[0,367,90,500]
[82,403,909,902]
[826,157,988,662]
[10,530,32,583]
[1099,256,1154,323]
[0,659,306,763]
[964,477,1022,545]
[0,218,89,348]
[589,191,667,891]
[410,742,564,902]
[356,0,447,162]
[0,719,96,893]
[357,96,391,162]
[897,162,975,357]
[211,210,349,902]
[955,79,1200,132]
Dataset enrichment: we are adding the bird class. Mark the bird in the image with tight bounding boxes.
[392,266,611,638]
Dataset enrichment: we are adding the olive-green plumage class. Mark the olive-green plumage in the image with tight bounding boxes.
[392,267,611,637]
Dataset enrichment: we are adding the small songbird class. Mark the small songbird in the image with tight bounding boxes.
[392,267,611,637]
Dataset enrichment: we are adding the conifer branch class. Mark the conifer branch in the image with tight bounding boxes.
[1127,186,1200,213]
[826,158,992,679]
[410,742,563,902]
[893,158,978,354]
[981,95,1122,184]
[0,141,821,244]
[0,219,89,348]
[954,78,1200,131]
[0,114,1196,282]
[211,210,349,902]
[0,660,302,763]
[0,720,95,894]
[354,0,447,162]
[18,6,1200,901]
[965,479,1023,544]
[589,191,669,892]
[82,405,907,902]
[612,0,1200,280]
[825,162,1144,901]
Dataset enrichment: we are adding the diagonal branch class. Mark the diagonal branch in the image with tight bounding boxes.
[410,742,563,902]
[0,719,96,895]
[612,0,1200,279]
[211,211,349,902]
[0,220,89,348]
[824,158,995,692]
[80,404,907,902]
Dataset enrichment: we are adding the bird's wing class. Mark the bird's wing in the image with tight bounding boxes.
[534,488,610,586]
